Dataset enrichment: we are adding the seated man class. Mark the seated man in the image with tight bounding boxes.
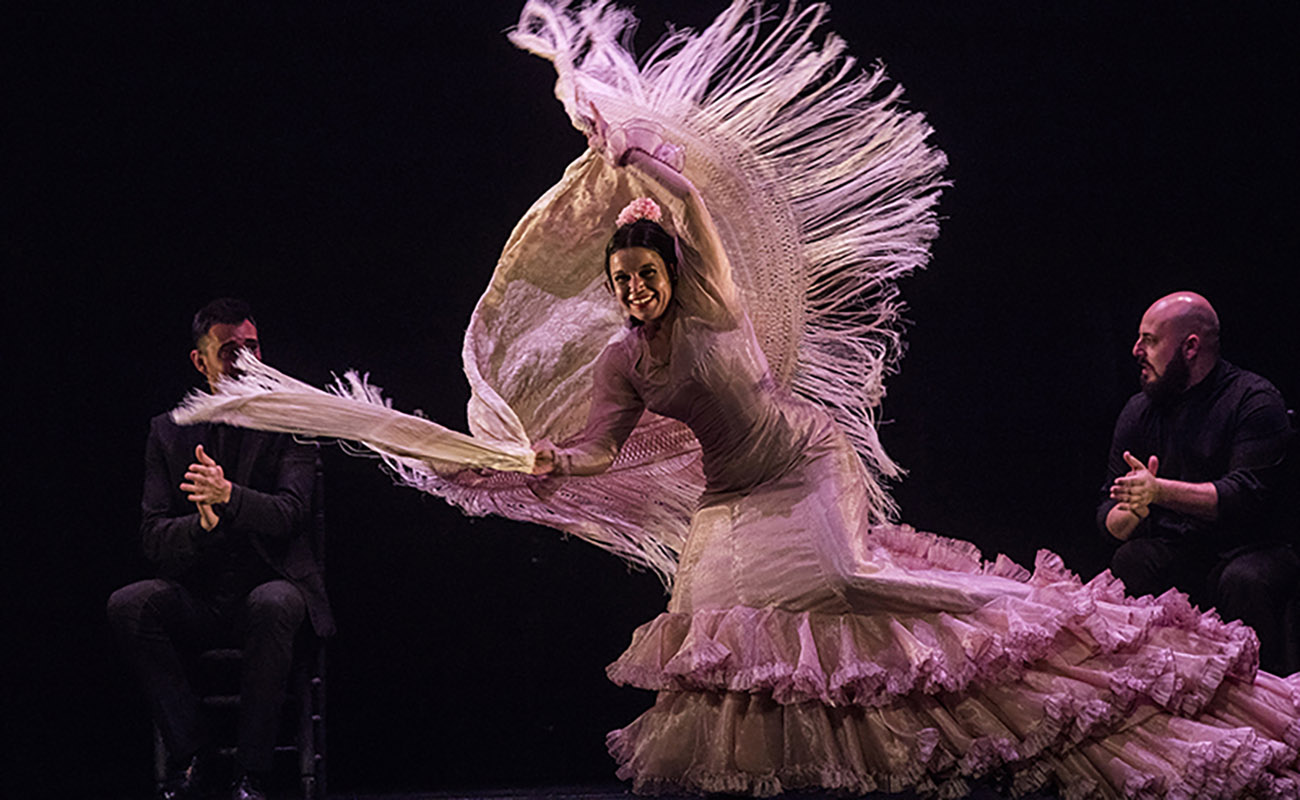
[109,298,334,800]
[1098,290,1295,672]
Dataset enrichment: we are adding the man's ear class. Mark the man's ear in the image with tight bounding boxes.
[1182,333,1201,360]
[190,348,207,377]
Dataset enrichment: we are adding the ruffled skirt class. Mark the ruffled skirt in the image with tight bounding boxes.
[605,433,1300,798]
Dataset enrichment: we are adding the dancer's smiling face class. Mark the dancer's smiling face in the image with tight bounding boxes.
[609,246,673,323]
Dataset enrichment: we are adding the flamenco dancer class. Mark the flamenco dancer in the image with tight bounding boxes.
[177,1,1300,797]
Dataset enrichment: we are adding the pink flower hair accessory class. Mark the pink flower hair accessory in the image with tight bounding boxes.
[616,197,663,228]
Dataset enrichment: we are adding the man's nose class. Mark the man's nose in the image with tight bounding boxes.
[1132,339,1143,360]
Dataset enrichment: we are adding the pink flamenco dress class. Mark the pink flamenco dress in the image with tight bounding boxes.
[587,232,1300,799]
[175,2,1300,797]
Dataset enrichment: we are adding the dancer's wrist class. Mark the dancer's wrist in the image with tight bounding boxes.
[531,448,557,476]
[603,119,683,172]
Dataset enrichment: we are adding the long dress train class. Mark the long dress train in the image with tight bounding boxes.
[592,314,1299,795]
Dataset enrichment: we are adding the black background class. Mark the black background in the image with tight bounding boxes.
[7,1,1298,797]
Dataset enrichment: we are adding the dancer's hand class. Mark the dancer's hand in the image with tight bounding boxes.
[620,119,684,171]
[531,448,556,476]
[518,446,557,502]
[586,106,683,171]
[616,119,684,170]
[1110,451,1160,513]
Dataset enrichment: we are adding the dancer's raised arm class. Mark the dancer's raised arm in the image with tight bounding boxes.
[630,150,728,265]
[595,116,741,325]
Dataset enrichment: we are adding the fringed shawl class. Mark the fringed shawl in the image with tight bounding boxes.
[175,0,946,585]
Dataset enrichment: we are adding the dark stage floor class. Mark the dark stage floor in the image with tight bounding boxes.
[109,778,1054,799]
[332,786,1048,800]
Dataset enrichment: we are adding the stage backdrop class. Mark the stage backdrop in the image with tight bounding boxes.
[7,1,1297,797]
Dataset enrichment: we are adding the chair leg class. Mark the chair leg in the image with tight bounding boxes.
[296,643,326,799]
[314,648,326,799]
[297,671,315,799]
[153,725,168,790]
[148,639,328,798]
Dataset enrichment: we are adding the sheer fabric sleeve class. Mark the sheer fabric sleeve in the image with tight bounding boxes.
[554,340,645,476]
[625,149,741,330]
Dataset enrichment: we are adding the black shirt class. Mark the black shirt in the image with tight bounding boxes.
[1097,359,1291,548]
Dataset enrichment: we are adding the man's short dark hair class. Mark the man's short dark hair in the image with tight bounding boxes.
[192,297,256,347]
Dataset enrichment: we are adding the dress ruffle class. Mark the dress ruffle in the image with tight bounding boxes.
[608,531,1298,798]
[610,538,1258,712]
[608,681,1300,798]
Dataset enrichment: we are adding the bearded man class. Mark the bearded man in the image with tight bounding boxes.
[1098,291,1295,671]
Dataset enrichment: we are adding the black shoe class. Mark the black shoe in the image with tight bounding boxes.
[231,771,268,800]
[158,754,202,800]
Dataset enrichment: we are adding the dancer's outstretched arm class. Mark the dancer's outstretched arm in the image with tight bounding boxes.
[536,345,645,476]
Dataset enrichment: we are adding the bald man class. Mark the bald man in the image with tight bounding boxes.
[1098,291,1295,670]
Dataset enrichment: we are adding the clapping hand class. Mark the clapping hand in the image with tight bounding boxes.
[1110,450,1160,518]
[182,444,232,531]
